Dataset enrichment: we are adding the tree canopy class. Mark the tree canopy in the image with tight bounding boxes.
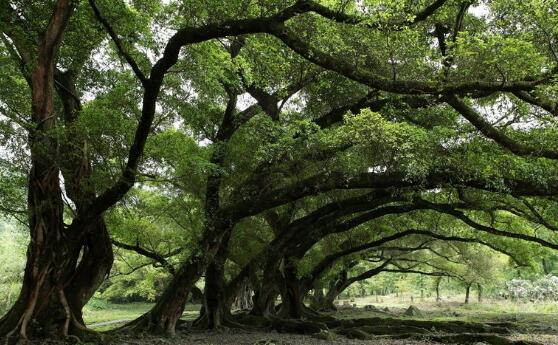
[1,0,558,343]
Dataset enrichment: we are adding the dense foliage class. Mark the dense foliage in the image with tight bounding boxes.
[1,0,558,342]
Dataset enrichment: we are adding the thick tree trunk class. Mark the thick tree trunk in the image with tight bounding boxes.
[0,3,78,340]
[318,269,352,312]
[55,70,114,327]
[0,173,68,339]
[222,259,255,313]
[279,261,305,319]
[309,288,325,311]
[190,286,204,304]
[237,284,253,311]
[321,286,340,312]
[127,256,205,335]
[542,258,550,274]
[63,221,113,326]
[251,252,282,317]
[126,218,230,335]
[195,232,231,329]
[251,289,279,317]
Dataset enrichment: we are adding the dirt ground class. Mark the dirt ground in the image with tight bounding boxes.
[108,331,439,345]
[107,330,558,345]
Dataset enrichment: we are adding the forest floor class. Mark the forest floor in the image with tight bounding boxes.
[82,295,558,344]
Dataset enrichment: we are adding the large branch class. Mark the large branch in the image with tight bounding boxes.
[111,239,180,275]
[307,229,430,283]
[444,94,558,159]
[88,0,148,84]
[226,168,558,223]
[416,198,558,250]
[83,1,323,221]
[268,23,549,95]
[382,268,454,278]
[299,0,449,28]
[513,91,558,117]
[307,222,533,287]
[336,260,392,291]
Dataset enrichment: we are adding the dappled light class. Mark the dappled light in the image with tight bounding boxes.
[0,0,558,344]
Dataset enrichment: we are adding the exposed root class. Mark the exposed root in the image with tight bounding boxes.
[269,317,328,334]
[65,334,81,344]
[58,289,71,337]
[229,313,272,329]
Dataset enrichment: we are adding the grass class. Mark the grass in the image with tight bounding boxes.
[82,294,558,334]
[83,301,201,330]
[335,294,558,333]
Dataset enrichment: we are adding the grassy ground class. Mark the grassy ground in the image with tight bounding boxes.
[82,295,558,344]
[83,302,201,330]
[336,294,558,331]
[334,294,558,344]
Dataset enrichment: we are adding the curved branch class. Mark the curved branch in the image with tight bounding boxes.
[111,239,180,275]
[268,23,550,95]
[416,198,558,250]
[88,0,148,85]
[444,94,558,159]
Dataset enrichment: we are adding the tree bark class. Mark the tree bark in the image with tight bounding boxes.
[195,231,232,329]
[54,70,114,327]
[231,279,253,311]
[125,216,231,335]
[251,253,282,317]
[477,283,483,303]
[464,283,472,304]
[435,277,442,302]
[321,286,340,312]
[0,1,78,340]
[278,259,305,319]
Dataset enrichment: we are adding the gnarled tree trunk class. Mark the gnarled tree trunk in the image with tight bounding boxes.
[251,253,282,317]
[54,70,114,328]
[195,232,231,329]
[0,2,79,340]
[278,259,305,319]
[125,217,231,335]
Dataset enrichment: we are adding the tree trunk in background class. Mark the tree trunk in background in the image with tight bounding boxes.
[233,280,253,311]
[477,284,483,303]
[319,272,350,312]
[320,285,340,312]
[190,287,204,304]
[435,277,442,302]
[309,288,326,311]
[251,289,279,317]
[464,283,472,304]
[542,258,550,275]
[251,253,282,317]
